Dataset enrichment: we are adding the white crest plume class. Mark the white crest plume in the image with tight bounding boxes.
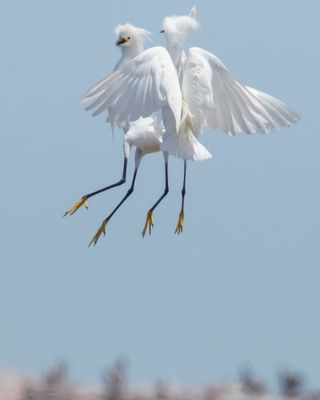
[162,6,199,50]
[114,23,151,44]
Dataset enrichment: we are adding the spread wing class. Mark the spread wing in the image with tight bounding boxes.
[182,47,300,135]
[82,46,182,132]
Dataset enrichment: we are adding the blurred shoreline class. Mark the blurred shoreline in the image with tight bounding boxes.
[1,360,319,400]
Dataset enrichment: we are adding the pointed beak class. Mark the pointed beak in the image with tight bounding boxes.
[116,37,127,46]
[160,30,165,33]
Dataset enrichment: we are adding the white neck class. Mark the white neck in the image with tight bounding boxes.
[114,42,143,71]
[166,45,186,85]
[123,41,143,58]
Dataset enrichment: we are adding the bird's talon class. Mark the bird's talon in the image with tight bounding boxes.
[88,219,109,247]
[63,197,89,217]
[175,210,184,234]
[142,211,154,237]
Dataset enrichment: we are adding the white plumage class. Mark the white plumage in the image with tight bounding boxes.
[159,8,300,159]
[67,7,301,243]
[64,23,163,221]
[82,7,300,162]
[82,46,182,134]
[182,47,300,136]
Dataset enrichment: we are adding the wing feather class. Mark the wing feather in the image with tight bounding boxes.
[182,47,300,135]
[82,47,182,131]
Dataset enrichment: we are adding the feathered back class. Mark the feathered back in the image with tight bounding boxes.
[114,23,151,45]
[162,6,199,50]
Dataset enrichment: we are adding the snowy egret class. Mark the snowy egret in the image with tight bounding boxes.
[159,6,300,234]
[83,42,182,244]
[64,24,154,218]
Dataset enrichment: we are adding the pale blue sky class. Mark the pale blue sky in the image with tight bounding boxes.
[0,0,319,390]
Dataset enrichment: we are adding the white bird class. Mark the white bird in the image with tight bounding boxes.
[64,23,161,221]
[79,45,182,244]
[159,6,301,232]
[80,7,300,244]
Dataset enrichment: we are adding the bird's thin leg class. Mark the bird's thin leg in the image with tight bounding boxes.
[89,149,143,246]
[64,141,131,217]
[142,152,169,237]
[175,160,187,234]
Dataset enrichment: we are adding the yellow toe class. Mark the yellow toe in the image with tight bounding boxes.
[88,218,109,247]
[175,210,184,235]
[141,211,154,238]
[63,197,88,217]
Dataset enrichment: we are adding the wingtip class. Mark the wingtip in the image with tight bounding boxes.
[294,111,302,122]
[80,94,90,104]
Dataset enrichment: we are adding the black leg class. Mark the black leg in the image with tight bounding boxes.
[64,156,128,217]
[142,152,169,237]
[149,161,169,212]
[175,160,187,234]
[89,149,143,246]
[106,167,138,220]
[85,157,128,199]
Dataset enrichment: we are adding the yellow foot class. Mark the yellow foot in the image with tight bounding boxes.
[88,218,109,247]
[175,210,184,234]
[141,211,154,238]
[63,197,88,217]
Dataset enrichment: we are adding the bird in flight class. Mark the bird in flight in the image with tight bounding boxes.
[64,24,154,218]
[65,7,300,245]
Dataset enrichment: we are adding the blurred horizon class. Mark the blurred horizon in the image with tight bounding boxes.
[0,358,317,400]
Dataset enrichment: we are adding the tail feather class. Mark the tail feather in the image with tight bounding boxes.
[162,132,212,161]
[162,100,212,161]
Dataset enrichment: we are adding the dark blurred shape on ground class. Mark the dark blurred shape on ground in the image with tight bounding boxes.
[239,365,266,395]
[278,368,305,398]
[21,361,74,400]
[103,358,128,400]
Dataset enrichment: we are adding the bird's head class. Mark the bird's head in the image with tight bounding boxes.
[161,6,198,50]
[115,23,151,49]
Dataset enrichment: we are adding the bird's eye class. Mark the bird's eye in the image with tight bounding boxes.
[127,36,131,40]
